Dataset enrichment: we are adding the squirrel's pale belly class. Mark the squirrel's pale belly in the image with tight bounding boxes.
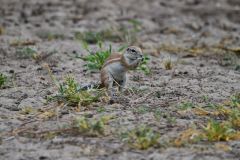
[107,62,126,81]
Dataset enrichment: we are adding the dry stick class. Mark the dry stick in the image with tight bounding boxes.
[111,76,122,94]
[10,40,37,46]
[42,63,59,88]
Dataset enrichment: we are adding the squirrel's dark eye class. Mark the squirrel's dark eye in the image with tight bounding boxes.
[131,49,136,53]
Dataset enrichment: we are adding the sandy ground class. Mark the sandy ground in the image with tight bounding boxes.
[0,0,240,160]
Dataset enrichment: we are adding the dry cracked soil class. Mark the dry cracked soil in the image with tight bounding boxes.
[0,0,240,160]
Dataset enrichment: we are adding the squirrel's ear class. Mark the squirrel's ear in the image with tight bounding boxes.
[126,48,130,52]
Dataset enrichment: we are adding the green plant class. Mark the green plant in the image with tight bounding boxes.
[166,115,177,124]
[137,54,151,75]
[20,106,37,115]
[202,95,209,102]
[174,128,202,147]
[219,53,237,67]
[122,125,159,149]
[163,58,173,70]
[154,108,162,120]
[0,73,7,88]
[77,42,111,71]
[178,101,194,110]
[72,116,111,136]
[229,109,240,128]
[205,102,219,108]
[16,47,40,59]
[203,120,236,141]
[230,93,240,108]
[49,75,103,107]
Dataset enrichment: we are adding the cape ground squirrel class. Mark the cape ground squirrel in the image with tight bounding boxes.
[81,46,143,102]
[100,46,143,101]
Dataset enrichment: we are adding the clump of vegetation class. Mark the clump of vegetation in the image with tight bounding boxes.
[178,101,194,110]
[174,128,202,147]
[122,125,160,149]
[154,108,162,120]
[202,120,239,141]
[77,42,112,71]
[163,58,173,70]
[75,19,142,44]
[20,106,37,115]
[174,120,240,147]
[137,54,151,75]
[0,73,7,88]
[72,116,111,136]
[165,114,177,125]
[48,75,104,107]
[219,53,237,67]
[16,46,40,60]
[175,93,240,146]
[230,93,240,108]
[192,93,240,118]
[229,109,240,128]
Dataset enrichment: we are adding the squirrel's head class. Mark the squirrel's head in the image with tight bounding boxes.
[124,46,143,61]
[121,46,144,69]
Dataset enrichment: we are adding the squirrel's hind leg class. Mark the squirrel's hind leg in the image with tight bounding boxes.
[101,70,117,101]
[118,75,126,92]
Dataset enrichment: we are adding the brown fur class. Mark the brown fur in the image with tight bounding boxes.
[101,52,123,88]
[101,53,122,69]
[100,68,109,88]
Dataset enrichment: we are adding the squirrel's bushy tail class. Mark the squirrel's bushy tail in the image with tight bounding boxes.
[79,82,102,90]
